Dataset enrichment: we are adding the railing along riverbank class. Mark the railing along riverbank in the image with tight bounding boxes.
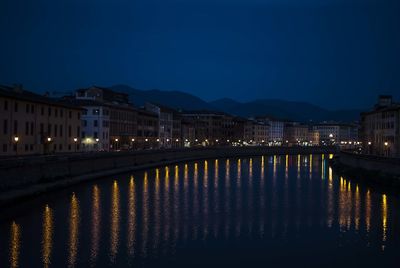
[0,146,337,206]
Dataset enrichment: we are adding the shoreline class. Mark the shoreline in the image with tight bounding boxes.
[0,146,336,207]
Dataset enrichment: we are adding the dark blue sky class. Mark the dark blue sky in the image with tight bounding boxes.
[1,0,399,109]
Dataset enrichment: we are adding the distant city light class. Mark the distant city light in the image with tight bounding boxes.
[13,136,19,142]
[47,137,52,142]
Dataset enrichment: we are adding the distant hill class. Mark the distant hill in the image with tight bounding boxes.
[109,85,363,122]
[110,85,215,111]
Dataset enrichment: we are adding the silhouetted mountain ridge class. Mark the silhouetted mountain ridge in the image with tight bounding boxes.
[110,85,363,122]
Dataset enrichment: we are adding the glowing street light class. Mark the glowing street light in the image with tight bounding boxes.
[95,138,99,142]
[368,141,372,145]
[132,138,135,142]
[384,142,388,146]
[175,138,179,142]
[167,138,170,142]
[145,138,148,142]
[47,137,52,142]
[73,138,78,142]
[115,138,119,142]
[156,138,159,142]
[14,136,19,142]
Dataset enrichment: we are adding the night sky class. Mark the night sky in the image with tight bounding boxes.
[1,0,399,109]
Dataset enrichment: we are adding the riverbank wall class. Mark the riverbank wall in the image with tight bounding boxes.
[332,151,400,186]
[0,146,337,206]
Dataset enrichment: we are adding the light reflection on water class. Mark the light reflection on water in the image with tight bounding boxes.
[1,155,400,267]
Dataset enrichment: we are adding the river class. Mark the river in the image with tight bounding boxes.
[0,154,399,267]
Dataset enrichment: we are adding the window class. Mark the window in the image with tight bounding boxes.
[48,107,51,116]
[3,120,8,134]
[94,120,98,127]
[59,144,62,151]
[60,125,63,137]
[30,144,33,151]
[25,144,28,151]
[77,126,80,137]
[54,125,58,137]
[68,126,72,137]
[60,109,63,117]
[83,120,87,127]
[94,132,98,138]
[93,109,99,115]
[31,105,34,114]
[2,144,7,152]
[13,120,18,135]
[14,102,18,112]
[25,122,29,135]
[4,100,8,110]
[40,123,44,134]
[48,124,52,136]
[55,109,58,117]
[26,104,30,113]
[30,122,34,135]
[69,111,72,118]
[41,107,44,115]
[78,112,81,120]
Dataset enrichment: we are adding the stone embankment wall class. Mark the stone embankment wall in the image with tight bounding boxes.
[338,151,400,177]
[0,146,337,192]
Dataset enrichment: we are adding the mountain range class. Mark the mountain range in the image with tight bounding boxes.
[110,85,364,122]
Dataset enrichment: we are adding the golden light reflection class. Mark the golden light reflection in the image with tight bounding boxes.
[338,177,352,231]
[154,169,161,248]
[355,185,360,231]
[225,159,231,238]
[259,156,265,236]
[249,158,253,178]
[110,181,120,262]
[142,172,149,257]
[365,190,371,233]
[327,167,333,227]
[173,165,180,243]
[309,154,313,176]
[183,164,189,241]
[90,186,101,265]
[203,160,209,239]
[68,193,80,268]
[127,177,136,256]
[382,194,388,251]
[237,159,241,180]
[164,166,172,243]
[42,205,53,268]
[329,154,334,159]
[273,155,277,178]
[297,154,300,178]
[285,155,288,179]
[321,155,325,180]
[9,221,21,268]
[214,159,220,237]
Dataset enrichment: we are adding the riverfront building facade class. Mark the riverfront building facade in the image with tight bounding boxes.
[361,95,400,157]
[0,85,83,156]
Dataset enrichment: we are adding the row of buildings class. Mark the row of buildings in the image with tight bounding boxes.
[0,85,360,156]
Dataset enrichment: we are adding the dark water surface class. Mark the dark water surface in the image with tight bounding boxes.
[1,155,399,267]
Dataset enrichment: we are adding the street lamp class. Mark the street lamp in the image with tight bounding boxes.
[47,137,52,142]
[73,137,78,152]
[384,141,388,146]
[13,136,19,155]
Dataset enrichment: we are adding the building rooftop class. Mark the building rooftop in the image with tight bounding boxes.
[0,85,83,110]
